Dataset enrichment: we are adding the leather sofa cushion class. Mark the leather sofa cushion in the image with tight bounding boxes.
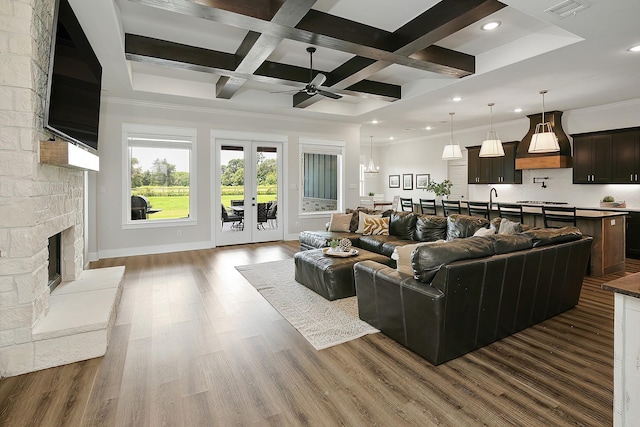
[389,212,418,240]
[446,214,490,240]
[488,234,533,254]
[522,226,582,247]
[392,240,445,275]
[411,236,495,283]
[415,215,448,242]
[358,234,411,257]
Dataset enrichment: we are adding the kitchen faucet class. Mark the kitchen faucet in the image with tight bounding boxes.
[489,187,498,210]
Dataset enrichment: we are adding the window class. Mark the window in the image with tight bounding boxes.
[300,140,344,214]
[123,124,196,225]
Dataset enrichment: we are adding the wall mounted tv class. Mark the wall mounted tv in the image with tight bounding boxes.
[44,0,102,152]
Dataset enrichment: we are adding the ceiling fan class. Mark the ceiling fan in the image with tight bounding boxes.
[301,47,341,99]
[273,47,342,99]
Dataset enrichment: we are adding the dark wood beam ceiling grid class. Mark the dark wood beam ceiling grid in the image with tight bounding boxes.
[125,0,505,108]
[216,0,317,99]
[125,34,400,101]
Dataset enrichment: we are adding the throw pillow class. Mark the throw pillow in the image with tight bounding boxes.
[392,240,445,276]
[363,217,389,235]
[328,213,352,232]
[356,211,382,233]
[498,218,522,235]
[473,226,496,237]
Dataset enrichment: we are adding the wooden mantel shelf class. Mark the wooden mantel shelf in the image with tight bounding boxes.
[40,140,99,171]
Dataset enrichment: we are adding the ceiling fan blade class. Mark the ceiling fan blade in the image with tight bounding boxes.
[317,89,342,100]
[309,73,326,88]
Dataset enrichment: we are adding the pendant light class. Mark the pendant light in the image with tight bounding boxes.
[528,90,560,153]
[364,135,379,174]
[442,112,463,160]
[479,102,504,157]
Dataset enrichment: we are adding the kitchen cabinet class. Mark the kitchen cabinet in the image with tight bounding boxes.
[627,212,640,258]
[467,142,521,184]
[612,130,640,183]
[572,134,612,183]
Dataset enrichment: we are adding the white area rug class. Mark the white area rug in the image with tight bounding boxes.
[236,259,378,350]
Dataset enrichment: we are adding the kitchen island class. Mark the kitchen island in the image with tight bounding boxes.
[517,204,626,277]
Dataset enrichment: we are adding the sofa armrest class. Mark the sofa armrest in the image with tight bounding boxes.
[354,260,445,364]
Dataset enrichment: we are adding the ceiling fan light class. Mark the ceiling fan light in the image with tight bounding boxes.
[442,144,463,160]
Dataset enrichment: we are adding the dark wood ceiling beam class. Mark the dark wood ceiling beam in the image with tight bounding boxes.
[129,0,475,74]
[216,0,317,99]
[292,0,503,107]
[125,34,400,101]
[188,0,284,21]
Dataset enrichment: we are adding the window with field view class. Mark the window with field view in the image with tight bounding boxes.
[125,124,196,223]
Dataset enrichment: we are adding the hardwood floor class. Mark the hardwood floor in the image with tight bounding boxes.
[1,241,636,426]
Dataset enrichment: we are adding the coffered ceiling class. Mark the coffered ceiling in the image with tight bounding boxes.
[71,0,640,144]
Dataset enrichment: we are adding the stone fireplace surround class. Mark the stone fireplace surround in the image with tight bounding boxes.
[0,0,123,377]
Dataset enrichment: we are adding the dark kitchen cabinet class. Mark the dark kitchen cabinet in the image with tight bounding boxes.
[467,142,521,184]
[612,130,640,183]
[572,134,612,183]
[627,212,640,258]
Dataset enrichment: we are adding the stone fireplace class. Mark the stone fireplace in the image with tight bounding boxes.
[0,0,124,377]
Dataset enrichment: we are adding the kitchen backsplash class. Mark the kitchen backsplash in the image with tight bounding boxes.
[468,168,640,209]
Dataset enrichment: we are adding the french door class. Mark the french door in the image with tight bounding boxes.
[215,139,283,246]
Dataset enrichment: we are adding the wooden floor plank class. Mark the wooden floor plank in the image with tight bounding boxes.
[0,241,630,426]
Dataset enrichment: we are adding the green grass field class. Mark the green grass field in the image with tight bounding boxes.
[145,194,277,220]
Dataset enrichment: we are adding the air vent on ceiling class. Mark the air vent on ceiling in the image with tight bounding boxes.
[545,0,591,19]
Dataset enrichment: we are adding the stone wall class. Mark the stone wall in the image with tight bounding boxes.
[0,0,85,377]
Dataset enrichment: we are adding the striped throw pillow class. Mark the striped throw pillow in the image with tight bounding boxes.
[363,217,389,235]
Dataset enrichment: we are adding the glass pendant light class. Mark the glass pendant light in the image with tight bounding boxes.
[528,90,560,153]
[364,135,379,174]
[442,112,463,160]
[479,102,504,157]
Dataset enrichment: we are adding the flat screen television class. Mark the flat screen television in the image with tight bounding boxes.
[44,0,102,152]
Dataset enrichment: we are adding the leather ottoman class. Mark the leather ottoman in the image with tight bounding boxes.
[294,248,393,300]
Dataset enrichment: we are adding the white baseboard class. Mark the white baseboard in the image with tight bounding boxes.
[97,240,212,260]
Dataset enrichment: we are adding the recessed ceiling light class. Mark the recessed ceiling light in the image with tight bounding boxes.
[481,21,501,31]
[425,126,432,130]
[452,96,463,102]
[389,136,394,140]
[514,108,523,113]
[371,119,378,124]
[628,45,640,52]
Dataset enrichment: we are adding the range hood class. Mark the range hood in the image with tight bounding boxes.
[515,111,572,170]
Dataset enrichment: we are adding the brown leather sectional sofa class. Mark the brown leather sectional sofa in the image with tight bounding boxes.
[354,231,592,365]
[298,209,593,365]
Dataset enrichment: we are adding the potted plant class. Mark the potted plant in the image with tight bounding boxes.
[600,196,626,208]
[425,179,453,200]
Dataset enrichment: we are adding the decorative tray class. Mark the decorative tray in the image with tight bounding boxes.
[323,248,359,257]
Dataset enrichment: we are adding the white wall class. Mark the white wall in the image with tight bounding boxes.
[369,99,640,209]
[91,98,361,258]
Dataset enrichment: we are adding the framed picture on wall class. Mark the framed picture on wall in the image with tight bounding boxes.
[415,174,431,189]
[403,174,413,190]
[389,174,400,188]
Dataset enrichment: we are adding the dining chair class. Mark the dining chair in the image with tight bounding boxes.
[419,198,437,215]
[497,203,524,223]
[466,201,490,219]
[441,199,462,216]
[400,198,414,212]
[542,205,577,228]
